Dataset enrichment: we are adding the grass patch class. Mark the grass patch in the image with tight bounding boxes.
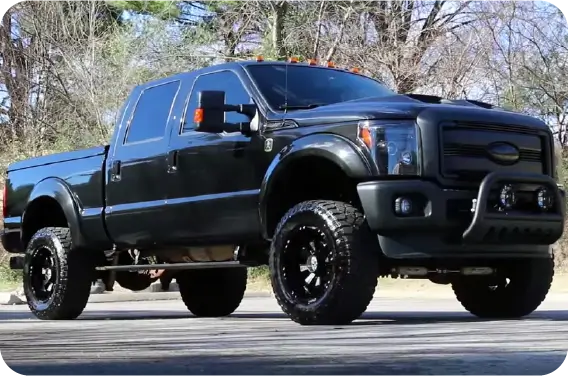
[0,261,21,292]
[247,265,271,292]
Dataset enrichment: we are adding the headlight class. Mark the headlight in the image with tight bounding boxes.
[357,120,420,175]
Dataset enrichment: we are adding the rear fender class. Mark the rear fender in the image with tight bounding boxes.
[23,178,87,248]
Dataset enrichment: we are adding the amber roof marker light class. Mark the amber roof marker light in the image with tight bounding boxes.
[308,58,317,65]
[256,55,264,62]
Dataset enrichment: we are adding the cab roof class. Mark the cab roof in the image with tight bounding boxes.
[136,59,355,90]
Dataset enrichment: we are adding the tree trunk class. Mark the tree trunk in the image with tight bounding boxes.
[271,1,288,59]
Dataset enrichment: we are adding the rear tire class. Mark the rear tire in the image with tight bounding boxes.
[452,257,554,319]
[23,227,94,320]
[176,267,247,317]
[269,200,379,325]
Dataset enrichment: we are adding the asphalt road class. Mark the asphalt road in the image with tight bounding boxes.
[0,294,567,375]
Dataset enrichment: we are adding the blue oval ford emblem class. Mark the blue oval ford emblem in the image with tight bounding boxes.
[486,142,520,165]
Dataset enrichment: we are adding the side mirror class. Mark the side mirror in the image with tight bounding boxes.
[194,90,257,135]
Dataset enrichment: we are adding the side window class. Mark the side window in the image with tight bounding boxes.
[125,80,180,144]
[182,71,252,133]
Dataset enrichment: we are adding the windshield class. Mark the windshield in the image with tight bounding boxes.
[245,64,395,110]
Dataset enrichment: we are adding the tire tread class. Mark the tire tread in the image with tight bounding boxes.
[24,227,93,320]
[269,200,379,325]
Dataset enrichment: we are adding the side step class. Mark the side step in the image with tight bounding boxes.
[10,256,245,272]
[95,261,245,272]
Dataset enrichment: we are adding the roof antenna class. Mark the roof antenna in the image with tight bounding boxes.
[284,59,289,115]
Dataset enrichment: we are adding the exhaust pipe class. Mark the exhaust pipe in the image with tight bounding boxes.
[392,266,494,277]
[9,256,24,270]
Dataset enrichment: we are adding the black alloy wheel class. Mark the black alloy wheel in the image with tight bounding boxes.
[28,245,57,305]
[270,200,379,325]
[23,227,94,320]
[279,224,336,306]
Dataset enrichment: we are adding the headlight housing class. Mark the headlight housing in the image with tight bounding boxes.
[357,120,420,176]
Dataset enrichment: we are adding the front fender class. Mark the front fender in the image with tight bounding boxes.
[259,133,374,237]
[24,178,86,248]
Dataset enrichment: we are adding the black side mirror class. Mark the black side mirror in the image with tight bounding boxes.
[194,90,257,135]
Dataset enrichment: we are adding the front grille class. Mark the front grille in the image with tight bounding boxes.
[444,143,542,162]
[440,121,549,183]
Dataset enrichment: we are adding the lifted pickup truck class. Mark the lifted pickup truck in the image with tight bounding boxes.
[2,58,565,324]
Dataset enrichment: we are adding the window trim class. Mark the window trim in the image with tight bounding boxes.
[123,79,182,146]
[178,69,255,136]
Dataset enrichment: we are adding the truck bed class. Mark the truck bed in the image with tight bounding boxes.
[3,145,110,253]
[7,146,108,172]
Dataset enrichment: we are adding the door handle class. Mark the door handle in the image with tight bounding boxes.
[167,150,179,173]
[111,160,121,182]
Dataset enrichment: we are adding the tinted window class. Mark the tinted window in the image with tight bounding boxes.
[246,64,395,110]
[182,70,252,133]
[125,81,180,144]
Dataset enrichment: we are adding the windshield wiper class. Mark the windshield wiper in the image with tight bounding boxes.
[278,103,325,110]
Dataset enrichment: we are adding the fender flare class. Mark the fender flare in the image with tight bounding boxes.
[258,133,374,238]
[23,178,87,248]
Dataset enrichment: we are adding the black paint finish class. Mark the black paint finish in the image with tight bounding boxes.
[1,60,563,261]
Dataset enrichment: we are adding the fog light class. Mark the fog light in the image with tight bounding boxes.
[395,197,413,215]
[536,187,553,210]
[499,184,517,210]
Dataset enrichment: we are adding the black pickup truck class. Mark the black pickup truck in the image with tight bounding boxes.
[2,58,565,324]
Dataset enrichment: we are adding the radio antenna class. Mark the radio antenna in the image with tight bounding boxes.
[284,59,289,115]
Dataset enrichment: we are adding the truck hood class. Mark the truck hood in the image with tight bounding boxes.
[285,93,546,129]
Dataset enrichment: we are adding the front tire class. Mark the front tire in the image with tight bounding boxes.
[452,257,554,319]
[269,200,379,325]
[176,268,247,317]
[23,227,94,320]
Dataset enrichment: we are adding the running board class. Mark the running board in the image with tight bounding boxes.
[95,261,245,272]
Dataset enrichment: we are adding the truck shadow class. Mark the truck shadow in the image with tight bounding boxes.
[1,310,566,375]
[1,309,567,324]
[4,349,567,375]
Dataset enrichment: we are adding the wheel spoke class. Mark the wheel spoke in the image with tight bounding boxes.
[305,272,316,286]
[309,241,317,255]
[280,224,336,304]
[28,247,58,303]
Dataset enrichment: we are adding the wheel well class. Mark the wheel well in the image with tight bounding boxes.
[265,156,362,238]
[22,196,68,247]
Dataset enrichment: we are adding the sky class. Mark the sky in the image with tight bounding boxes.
[549,0,568,15]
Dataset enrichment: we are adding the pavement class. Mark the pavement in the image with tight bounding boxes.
[0,294,567,375]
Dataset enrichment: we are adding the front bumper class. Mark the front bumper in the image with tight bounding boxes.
[357,172,565,259]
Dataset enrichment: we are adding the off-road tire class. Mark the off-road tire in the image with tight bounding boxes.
[23,227,94,320]
[176,267,247,317]
[269,200,379,325]
[452,257,554,319]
